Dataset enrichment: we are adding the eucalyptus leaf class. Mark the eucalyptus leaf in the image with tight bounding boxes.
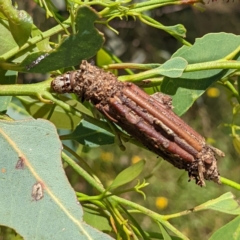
[83,208,112,232]
[161,33,240,115]
[157,57,187,78]
[20,6,104,73]
[193,192,240,215]
[18,96,81,130]
[0,1,32,47]
[209,215,240,240]
[8,10,33,47]
[31,25,52,52]
[61,119,114,147]
[0,119,112,240]
[0,70,17,112]
[0,18,18,56]
[108,159,146,191]
[159,224,172,240]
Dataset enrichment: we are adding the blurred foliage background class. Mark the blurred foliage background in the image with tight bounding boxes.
[4,1,240,239]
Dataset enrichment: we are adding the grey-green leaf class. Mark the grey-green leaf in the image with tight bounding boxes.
[157,57,187,78]
[161,33,240,115]
[0,119,112,240]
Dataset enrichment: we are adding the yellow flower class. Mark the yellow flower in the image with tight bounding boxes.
[155,197,168,209]
[101,152,114,162]
[206,87,220,98]
[131,155,141,164]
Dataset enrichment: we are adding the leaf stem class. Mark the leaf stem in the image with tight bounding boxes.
[218,80,240,103]
[62,150,189,239]
[62,143,103,185]
[116,60,240,84]
[223,46,240,61]
[62,151,105,190]
[220,176,240,190]
[0,19,71,61]
[0,79,51,98]
[185,61,240,72]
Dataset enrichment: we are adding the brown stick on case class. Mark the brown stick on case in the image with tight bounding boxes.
[51,60,224,186]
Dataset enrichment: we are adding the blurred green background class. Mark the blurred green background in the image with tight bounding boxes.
[2,1,240,239]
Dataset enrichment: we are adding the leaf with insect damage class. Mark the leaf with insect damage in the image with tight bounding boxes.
[0,119,112,240]
[20,6,104,73]
[0,1,33,47]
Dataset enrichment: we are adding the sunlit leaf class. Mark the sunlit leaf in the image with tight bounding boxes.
[161,33,240,115]
[96,48,118,75]
[0,1,32,47]
[8,10,32,47]
[0,119,112,239]
[157,57,187,78]
[0,19,17,55]
[20,6,104,73]
[193,192,240,215]
[31,25,52,52]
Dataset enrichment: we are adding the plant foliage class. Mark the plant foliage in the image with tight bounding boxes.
[0,0,240,239]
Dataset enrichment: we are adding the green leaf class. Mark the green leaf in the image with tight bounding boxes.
[96,48,114,67]
[8,10,32,47]
[161,33,240,115]
[62,119,114,147]
[18,96,85,130]
[31,25,52,52]
[232,135,240,155]
[157,57,187,78]
[159,223,172,240]
[0,70,17,112]
[0,1,32,47]
[0,19,18,56]
[193,192,240,215]
[20,6,104,73]
[147,231,182,240]
[108,159,146,191]
[96,49,118,75]
[165,24,186,38]
[0,119,112,239]
[209,215,240,240]
[83,207,112,232]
